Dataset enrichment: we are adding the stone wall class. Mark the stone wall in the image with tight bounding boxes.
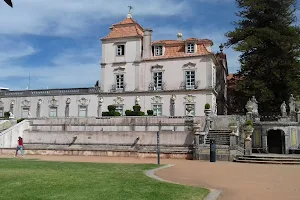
[0,120,30,148]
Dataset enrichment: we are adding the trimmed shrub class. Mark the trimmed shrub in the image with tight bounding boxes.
[17,118,25,123]
[108,105,116,112]
[133,105,141,112]
[147,110,153,116]
[102,111,121,117]
[4,112,10,119]
[204,103,210,110]
[245,120,253,127]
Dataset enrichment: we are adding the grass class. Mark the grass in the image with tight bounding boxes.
[0,158,209,200]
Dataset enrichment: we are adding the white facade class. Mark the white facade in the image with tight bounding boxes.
[0,13,228,119]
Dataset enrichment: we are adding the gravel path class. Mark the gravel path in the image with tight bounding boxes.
[1,155,300,200]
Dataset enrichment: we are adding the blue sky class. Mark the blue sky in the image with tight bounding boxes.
[0,0,239,90]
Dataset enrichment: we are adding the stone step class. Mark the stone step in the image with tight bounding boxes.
[234,159,300,165]
[236,157,300,162]
[239,155,300,160]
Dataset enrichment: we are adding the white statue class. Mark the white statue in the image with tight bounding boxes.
[135,96,140,105]
[9,112,15,119]
[289,94,295,114]
[251,96,258,117]
[245,99,253,113]
[281,101,287,117]
[28,111,31,118]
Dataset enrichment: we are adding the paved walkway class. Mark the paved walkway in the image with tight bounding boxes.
[1,155,300,200]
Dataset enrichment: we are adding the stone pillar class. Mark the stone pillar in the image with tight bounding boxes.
[142,29,153,59]
[230,134,237,146]
[193,123,201,145]
[297,111,300,123]
[244,138,252,155]
[262,131,268,153]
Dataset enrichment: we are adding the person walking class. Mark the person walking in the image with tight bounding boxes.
[14,136,24,158]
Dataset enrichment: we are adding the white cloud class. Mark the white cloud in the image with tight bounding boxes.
[0,0,240,90]
[0,45,100,90]
[0,0,190,37]
[0,37,37,62]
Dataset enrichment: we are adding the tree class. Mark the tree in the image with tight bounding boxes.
[226,0,300,113]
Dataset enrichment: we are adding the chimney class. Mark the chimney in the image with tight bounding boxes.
[142,29,153,59]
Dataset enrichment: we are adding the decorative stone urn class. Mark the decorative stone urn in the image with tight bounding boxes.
[228,122,238,136]
[244,125,254,140]
[204,109,211,116]
[193,123,201,134]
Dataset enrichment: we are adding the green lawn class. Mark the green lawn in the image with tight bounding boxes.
[0,159,209,200]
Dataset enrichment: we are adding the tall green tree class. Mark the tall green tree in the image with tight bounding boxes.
[226,0,300,113]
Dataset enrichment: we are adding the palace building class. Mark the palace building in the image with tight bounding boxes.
[0,11,228,119]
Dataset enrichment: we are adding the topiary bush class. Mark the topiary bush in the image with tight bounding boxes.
[147,110,153,116]
[204,103,210,110]
[17,118,25,123]
[4,112,10,119]
[245,120,253,127]
[133,105,141,112]
[108,105,116,112]
[102,105,121,116]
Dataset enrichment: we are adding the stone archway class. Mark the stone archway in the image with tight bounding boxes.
[267,129,285,154]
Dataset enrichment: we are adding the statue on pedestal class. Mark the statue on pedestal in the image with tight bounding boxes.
[135,96,140,105]
[9,112,14,119]
[281,101,287,117]
[289,94,296,115]
[251,96,259,117]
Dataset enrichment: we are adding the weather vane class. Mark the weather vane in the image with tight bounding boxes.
[128,5,133,13]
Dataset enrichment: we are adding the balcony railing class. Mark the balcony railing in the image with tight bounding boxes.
[180,81,200,90]
[148,82,166,91]
[110,84,126,92]
[0,87,102,97]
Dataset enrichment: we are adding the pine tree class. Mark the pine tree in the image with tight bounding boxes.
[226,0,300,113]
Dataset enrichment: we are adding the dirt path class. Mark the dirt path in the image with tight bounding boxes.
[1,155,300,200]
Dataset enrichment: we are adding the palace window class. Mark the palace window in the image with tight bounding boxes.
[116,45,125,56]
[154,46,163,56]
[187,43,195,53]
[185,104,195,116]
[49,107,57,117]
[78,106,87,117]
[0,107,4,117]
[185,70,195,89]
[153,104,162,116]
[116,74,124,89]
[116,105,124,115]
[153,72,163,90]
[22,107,29,118]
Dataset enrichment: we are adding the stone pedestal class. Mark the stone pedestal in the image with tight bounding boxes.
[230,134,237,146]
[194,134,200,146]
[199,132,206,144]
[245,139,252,155]
[246,112,252,121]
[297,112,300,123]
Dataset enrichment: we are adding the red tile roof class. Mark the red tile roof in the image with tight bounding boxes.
[144,39,213,61]
[101,17,144,40]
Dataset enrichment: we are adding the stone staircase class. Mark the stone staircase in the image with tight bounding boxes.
[205,130,231,145]
[234,154,300,165]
